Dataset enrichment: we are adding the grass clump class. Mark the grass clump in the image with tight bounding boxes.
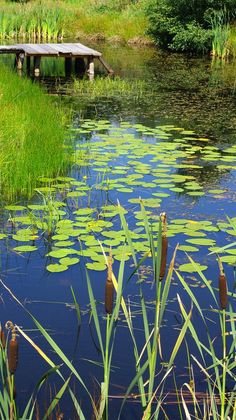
[71,76,145,100]
[0,64,69,199]
[0,0,149,43]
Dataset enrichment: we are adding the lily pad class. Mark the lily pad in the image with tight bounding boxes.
[13,245,38,252]
[178,263,208,273]
[46,264,68,272]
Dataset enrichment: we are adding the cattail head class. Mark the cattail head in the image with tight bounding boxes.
[0,326,6,349]
[105,249,114,314]
[5,321,18,375]
[159,212,168,280]
[218,258,228,310]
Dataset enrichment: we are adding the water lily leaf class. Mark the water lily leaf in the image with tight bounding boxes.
[28,204,47,211]
[178,263,207,273]
[51,234,69,241]
[13,245,38,252]
[186,238,216,246]
[5,205,27,211]
[46,264,68,272]
[0,234,7,240]
[220,256,236,264]
[208,189,226,194]
[47,249,79,258]
[54,241,75,247]
[86,262,106,271]
[59,257,80,266]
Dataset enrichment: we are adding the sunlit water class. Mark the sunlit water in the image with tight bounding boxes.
[1,43,236,419]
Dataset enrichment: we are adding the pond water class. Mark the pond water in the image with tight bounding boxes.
[1,43,236,419]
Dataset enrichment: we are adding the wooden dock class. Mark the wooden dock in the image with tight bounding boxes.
[0,43,113,77]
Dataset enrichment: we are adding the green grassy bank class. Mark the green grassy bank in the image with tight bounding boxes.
[0,64,68,199]
[0,0,150,44]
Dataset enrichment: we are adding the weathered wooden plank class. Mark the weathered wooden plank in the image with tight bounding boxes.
[0,43,102,57]
[98,56,114,74]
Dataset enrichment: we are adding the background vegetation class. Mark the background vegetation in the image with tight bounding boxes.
[146,0,236,54]
[0,0,149,43]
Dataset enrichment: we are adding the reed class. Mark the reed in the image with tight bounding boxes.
[0,64,69,200]
[0,0,148,42]
[211,9,230,59]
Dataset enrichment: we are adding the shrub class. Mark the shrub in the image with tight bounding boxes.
[146,0,235,53]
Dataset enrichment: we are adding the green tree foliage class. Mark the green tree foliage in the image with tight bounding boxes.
[146,0,235,53]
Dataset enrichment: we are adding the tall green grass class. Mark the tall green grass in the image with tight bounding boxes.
[0,64,69,199]
[0,0,149,43]
[211,10,230,59]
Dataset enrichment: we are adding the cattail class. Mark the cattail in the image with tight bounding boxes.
[8,338,18,375]
[105,249,114,314]
[159,212,168,280]
[5,321,18,375]
[0,327,6,349]
[218,259,228,310]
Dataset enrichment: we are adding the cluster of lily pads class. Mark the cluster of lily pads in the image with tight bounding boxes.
[1,120,236,275]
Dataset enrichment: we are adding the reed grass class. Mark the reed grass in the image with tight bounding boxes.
[0,0,149,43]
[71,76,145,101]
[0,64,69,200]
[211,9,230,59]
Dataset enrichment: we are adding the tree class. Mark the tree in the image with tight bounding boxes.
[146,0,235,53]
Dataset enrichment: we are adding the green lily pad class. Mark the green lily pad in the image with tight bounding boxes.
[186,238,216,246]
[86,262,107,271]
[46,264,68,272]
[59,257,80,266]
[178,263,208,273]
[13,245,38,252]
[5,205,27,211]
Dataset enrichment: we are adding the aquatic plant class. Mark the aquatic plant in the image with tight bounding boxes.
[0,64,69,199]
[211,9,230,59]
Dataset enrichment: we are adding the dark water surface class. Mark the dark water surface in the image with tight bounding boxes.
[1,44,236,419]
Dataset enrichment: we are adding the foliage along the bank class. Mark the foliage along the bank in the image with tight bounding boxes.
[146,0,235,53]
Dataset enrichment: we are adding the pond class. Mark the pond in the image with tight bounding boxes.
[1,43,236,419]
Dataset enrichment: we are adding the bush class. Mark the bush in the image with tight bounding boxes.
[146,0,235,53]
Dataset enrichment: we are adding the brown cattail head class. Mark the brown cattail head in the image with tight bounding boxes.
[218,258,228,310]
[0,327,6,349]
[159,212,168,280]
[105,249,114,314]
[218,258,228,309]
[5,321,18,375]
[160,236,168,280]
[8,338,18,375]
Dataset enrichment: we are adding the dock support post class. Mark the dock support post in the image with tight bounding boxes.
[65,57,72,77]
[15,53,24,70]
[87,56,94,80]
[74,57,86,75]
[26,56,31,74]
[33,56,41,76]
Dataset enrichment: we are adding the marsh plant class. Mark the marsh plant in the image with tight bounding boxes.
[0,64,69,199]
[211,9,231,59]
